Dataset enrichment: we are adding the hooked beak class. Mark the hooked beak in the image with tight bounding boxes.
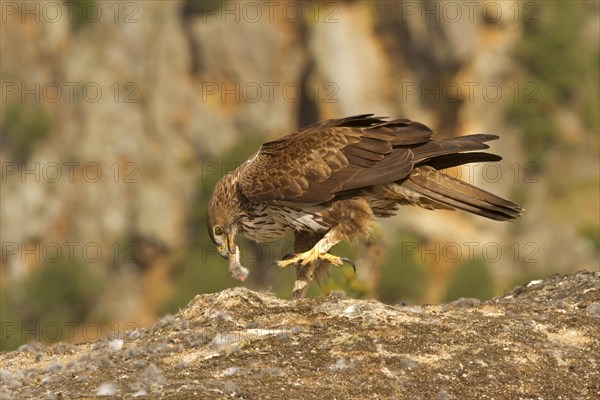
[218,234,236,259]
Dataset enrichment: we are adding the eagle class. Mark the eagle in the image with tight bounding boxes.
[207,114,522,298]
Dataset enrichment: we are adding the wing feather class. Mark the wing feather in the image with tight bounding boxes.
[237,115,501,205]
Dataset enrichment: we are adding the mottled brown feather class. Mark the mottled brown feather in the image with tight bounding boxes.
[238,115,431,204]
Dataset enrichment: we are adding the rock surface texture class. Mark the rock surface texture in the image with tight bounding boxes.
[1,271,599,399]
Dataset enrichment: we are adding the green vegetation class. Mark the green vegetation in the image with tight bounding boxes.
[181,0,224,18]
[65,0,98,32]
[377,231,429,304]
[0,286,23,351]
[506,1,600,162]
[1,260,105,351]
[1,103,52,164]
[443,258,494,302]
[159,246,236,315]
[22,261,104,326]
[579,224,600,253]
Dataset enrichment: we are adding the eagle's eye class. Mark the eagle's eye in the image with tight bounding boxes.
[213,226,224,236]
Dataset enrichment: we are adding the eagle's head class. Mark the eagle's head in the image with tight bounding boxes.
[207,174,238,258]
[207,173,249,282]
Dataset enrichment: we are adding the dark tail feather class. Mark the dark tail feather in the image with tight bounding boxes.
[403,166,523,221]
[424,152,502,170]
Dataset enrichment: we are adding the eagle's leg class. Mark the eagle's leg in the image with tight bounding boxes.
[291,231,323,299]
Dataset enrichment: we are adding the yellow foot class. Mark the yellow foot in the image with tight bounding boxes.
[277,249,355,272]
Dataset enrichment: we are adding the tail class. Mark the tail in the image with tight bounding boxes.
[403,165,523,221]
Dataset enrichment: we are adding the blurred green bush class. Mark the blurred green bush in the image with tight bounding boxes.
[1,260,104,351]
[1,103,52,164]
[377,231,429,304]
[443,258,494,302]
[64,0,98,31]
[507,1,599,162]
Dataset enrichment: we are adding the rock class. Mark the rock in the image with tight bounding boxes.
[222,380,238,395]
[586,302,600,317]
[450,297,481,308]
[96,382,117,396]
[0,272,598,399]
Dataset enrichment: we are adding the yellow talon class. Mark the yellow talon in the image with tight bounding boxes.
[277,247,320,268]
[277,249,355,272]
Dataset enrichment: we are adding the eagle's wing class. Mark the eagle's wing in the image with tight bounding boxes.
[238,114,497,205]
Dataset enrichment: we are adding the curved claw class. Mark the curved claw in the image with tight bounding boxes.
[340,257,356,274]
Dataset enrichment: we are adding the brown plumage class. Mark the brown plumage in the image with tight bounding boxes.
[207,114,523,298]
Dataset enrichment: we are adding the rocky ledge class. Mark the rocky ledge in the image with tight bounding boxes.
[1,271,599,399]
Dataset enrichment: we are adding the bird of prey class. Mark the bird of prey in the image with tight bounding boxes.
[207,115,522,298]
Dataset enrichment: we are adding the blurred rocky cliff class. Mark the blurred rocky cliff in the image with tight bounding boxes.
[1,1,598,349]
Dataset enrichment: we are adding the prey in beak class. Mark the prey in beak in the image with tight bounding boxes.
[227,245,249,282]
[218,234,248,282]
